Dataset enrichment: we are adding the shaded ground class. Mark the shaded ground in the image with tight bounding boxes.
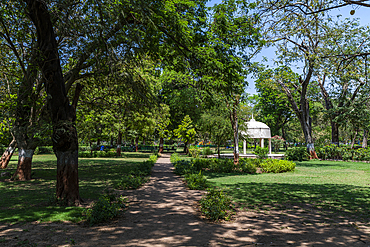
[1,154,370,246]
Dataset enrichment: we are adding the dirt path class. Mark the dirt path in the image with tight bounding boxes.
[1,154,370,246]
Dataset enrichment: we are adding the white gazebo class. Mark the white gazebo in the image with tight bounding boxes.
[240,117,271,155]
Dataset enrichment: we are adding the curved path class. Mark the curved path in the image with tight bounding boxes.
[1,154,369,246]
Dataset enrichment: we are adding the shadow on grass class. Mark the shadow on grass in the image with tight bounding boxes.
[123,153,153,159]
[211,181,370,222]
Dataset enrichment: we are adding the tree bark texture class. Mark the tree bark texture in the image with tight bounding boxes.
[25,0,82,204]
[362,129,368,148]
[159,137,164,153]
[135,136,139,152]
[0,139,17,169]
[11,149,34,180]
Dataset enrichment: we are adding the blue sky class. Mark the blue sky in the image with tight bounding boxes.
[207,0,370,95]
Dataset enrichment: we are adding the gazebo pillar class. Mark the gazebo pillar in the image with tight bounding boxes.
[243,140,247,155]
[269,138,272,154]
[260,138,264,148]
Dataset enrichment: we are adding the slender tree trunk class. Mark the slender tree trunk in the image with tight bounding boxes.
[26,0,83,204]
[229,98,239,165]
[331,121,339,145]
[184,141,188,154]
[363,129,368,148]
[117,131,122,157]
[0,139,17,169]
[159,137,164,153]
[135,136,139,152]
[217,144,220,159]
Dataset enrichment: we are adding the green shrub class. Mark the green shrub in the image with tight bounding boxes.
[188,146,201,158]
[208,158,234,173]
[202,147,214,156]
[238,158,258,174]
[260,159,296,173]
[84,191,127,226]
[253,146,269,159]
[35,146,54,154]
[173,160,194,175]
[199,188,234,221]
[184,171,208,190]
[285,147,309,161]
[170,153,181,163]
[191,158,211,171]
[114,174,148,189]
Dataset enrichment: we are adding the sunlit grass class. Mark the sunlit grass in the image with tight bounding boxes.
[0,152,152,223]
[206,160,370,223]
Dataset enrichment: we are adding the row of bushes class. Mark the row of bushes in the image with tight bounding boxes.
[284,145,370,162]
[173,157,296,176]
[188,146,214,158]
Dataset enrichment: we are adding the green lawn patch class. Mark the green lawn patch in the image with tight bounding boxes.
[0,152,153,223]
[206,160,370,223]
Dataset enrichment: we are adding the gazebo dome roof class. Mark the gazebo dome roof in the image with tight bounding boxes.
[241,118,271,139]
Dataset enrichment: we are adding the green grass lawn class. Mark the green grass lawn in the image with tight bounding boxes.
[0,152,152,223]
[206,160,370,223]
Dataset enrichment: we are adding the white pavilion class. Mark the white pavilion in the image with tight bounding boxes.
[240,117,272,155]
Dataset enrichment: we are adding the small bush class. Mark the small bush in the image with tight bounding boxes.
[184,171,208,190]
[202,147,214,156]
[173,160,194,175]
[199,188,234,221]
[208,158,234,173]
[170,153,181,163]
[260,159,296,173]
[188,146,201,158]
[253,146,269,159]
[84,191,127,226]
[285,147,309,161]
[35,146,54,154]
[238,158,258,174]
[114,174,148,189]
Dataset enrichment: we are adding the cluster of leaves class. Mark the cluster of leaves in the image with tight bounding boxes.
[84,191,128,226]
[188,146,202,158]
[316,145,370,161]
[199,188,234,221]
[285,147,310,161]
[113,154,157,190]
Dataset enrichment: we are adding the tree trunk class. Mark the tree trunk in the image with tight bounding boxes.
[0,139,17,169]
[331,121,339,145]
[184,141,188,154]
[11,149,34,181]
[117,131,122,157]
[362,129,368,148]
[25,0,83,204]
[229,97,239,165]
[217,144,221,159]
[159,137,164,153]
[135,136,139,152]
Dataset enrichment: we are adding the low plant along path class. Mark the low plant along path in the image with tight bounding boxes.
[1,154,370,246]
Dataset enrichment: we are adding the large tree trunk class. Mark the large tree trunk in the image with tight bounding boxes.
[11,149,34,181]
[159,137,164,153]
[26,0,82,204]
[0,139,17,169]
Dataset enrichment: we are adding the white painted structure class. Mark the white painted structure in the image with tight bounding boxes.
[241,117,271,155]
